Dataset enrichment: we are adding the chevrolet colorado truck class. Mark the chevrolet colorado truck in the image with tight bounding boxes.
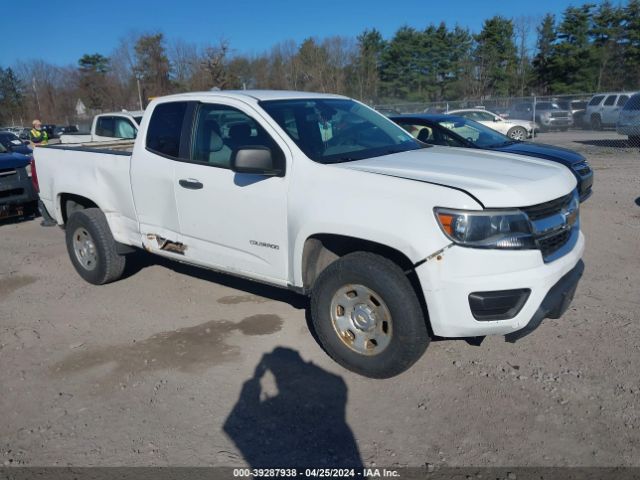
[34,91,585,378]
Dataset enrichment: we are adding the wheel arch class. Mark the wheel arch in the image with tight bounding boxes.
[57,193,100,225]
[300,234,416,291]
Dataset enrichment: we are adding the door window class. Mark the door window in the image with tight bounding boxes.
[617,95,629,107]
[146,102,189,159]
[603,95,616,106]
[588,95,604,106]
[191,104,284,170]
[95,116,116,137]
[114,118,137,139]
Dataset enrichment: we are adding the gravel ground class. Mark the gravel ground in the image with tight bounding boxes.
[0,130,639,468]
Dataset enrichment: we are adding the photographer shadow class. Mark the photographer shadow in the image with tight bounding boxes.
[223,347,363,469]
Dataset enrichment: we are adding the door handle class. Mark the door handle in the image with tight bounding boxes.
[179,178,203,190]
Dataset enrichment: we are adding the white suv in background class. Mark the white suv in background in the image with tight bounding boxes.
[447,108,535,140]
[586,92,637,130]
[616,92,640,146]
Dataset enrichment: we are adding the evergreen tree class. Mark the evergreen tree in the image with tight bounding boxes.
[355,29,385,101]
[532,14,556,94]
[78,53,110,109]
[549,4,596,93]
[0,67,24,125]
[473,16,518,97]
[134,33,172,102]
[622,0,640,89]
[591,1,625,90]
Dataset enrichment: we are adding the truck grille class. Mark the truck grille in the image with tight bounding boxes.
[538,230,571,258]
[550,112,569,118]
[520,192,573,221]
[0,188,24,199]
[521,192,578,262]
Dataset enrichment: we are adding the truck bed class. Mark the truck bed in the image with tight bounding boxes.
[45,139,135,154]
[35,140,140,247]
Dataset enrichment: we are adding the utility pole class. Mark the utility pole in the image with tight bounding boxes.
[32,77,41,118]
[136,77,143,111]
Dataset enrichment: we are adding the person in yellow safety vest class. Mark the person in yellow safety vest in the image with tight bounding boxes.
[30,119,48,146]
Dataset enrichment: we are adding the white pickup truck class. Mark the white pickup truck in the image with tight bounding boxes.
[60,111,144,144]
[34,90,584,378]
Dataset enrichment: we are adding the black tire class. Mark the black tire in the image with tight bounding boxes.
[591,115,602,131]
[310,252,429,379]
[629,135,640,147]
[506,126,527,141]
[65,208,126,285]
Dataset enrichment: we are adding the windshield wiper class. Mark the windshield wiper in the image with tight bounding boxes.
[490,140,518,148]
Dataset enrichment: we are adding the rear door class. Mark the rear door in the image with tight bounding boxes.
[601,95,617,124]
[131,101,192,252]
[173,99,290,283]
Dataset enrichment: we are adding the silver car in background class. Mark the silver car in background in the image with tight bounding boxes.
[616,92,640,146]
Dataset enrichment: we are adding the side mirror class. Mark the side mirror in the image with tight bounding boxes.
[494,116,502,122]
[231,147,283,176]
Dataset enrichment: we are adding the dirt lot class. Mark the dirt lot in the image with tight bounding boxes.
[1,130,639,469]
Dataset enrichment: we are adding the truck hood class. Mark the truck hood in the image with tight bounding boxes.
[0,151,31,169]
[493,141,586,166]
[335,147,576,208]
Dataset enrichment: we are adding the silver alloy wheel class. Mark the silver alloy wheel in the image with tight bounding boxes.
[72,227,98,271]
[329,284,393,356]
[508,127,527,140]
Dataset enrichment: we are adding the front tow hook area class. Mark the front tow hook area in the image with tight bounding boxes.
[505,259,585,343]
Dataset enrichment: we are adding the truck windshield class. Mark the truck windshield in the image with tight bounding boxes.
[260,98,421,164]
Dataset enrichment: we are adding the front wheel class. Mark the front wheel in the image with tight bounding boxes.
[310,252,429,378]
[65,208,126,285]
[507,126,527,141]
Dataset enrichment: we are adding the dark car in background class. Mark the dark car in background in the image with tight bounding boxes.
[41,124,57,139]
[390,114,593,202]
[509,102,573,131]
[0,131,33,156]
[0,142,38,220]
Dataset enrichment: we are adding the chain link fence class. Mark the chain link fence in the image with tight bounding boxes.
[374,91,640,150]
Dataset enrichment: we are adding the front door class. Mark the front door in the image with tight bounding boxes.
[173,100,290,284]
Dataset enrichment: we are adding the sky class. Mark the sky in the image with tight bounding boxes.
[0,0,609,67]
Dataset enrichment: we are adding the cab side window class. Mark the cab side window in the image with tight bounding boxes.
[146,102,189,159]
[191,104,284,170]
[114,118,137,139]
[603,95,616,106]
[95,116,115,137]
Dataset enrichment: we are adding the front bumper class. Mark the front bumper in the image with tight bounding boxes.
[616,125,640,136]
[505,259,584,342]
[0,166,38,219]
[415,231,585,338]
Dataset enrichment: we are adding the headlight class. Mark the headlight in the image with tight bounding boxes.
[434,208,535,249]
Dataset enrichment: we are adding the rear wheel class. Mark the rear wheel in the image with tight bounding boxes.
[591,115,602,130]
[310,252,429,378]
[65,208,126,285]
[507,126,527,141]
